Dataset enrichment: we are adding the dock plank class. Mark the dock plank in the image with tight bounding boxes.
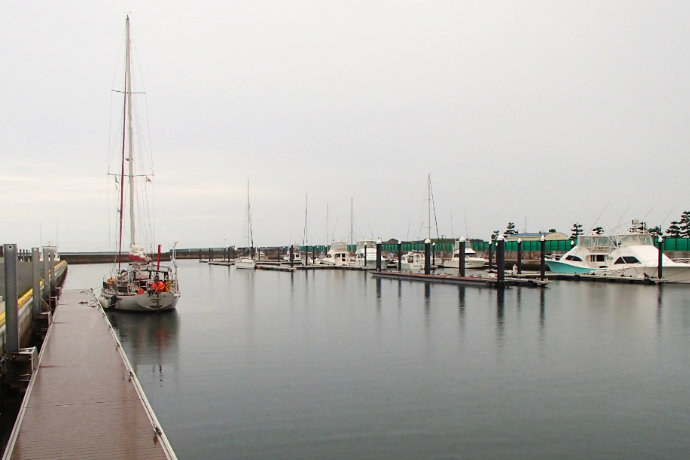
[4,289,174,459]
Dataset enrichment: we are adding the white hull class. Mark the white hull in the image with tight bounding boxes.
[400,252,426,272]
[352,258,382,269]
[443,257,488,269]
[235,258,256,269]
[400,262,424,272]
[602,264,690,283]
[99,291,179,312]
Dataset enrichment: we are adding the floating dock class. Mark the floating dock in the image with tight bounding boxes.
[371,270,548,288]
[3,289,176,459]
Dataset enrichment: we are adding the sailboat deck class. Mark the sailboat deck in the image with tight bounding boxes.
[4,289,175,459]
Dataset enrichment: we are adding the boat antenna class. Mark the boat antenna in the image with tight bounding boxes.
[331,216,339,242]
[303,194,308,247]
[247,180,253,254]
[588,202,610,233]
[659,206,676,230]
[610,205,630,234]
[429,177,440,240]
[641,205,654,223]
[463,209,469,238]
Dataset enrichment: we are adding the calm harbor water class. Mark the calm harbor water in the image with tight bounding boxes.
[63,260,690,459]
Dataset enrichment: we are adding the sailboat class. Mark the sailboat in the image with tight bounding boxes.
[236,181,256,269]
[99,16,180,312]
[399,175,436,272]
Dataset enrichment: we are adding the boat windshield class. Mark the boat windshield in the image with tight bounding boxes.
[577,235,613,250]
[617,233,654,246]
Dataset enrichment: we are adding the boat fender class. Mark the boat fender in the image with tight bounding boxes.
[137,288,144,294]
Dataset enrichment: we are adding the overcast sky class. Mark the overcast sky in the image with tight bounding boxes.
[2,1,689,252]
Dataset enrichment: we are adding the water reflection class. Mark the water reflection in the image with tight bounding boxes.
[424,283,431,328]
[375,278,382,308]
[458,286,466,327]
[539,288,546,327]
[656,284,663,332]
[108,310,180,382]
[496,287,505,344]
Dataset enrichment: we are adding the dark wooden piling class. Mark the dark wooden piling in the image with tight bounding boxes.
[497,237,505,285]
[540,235,546,281]
[488,241,493,269]
[376,240,382,272]
[658,236,663,279]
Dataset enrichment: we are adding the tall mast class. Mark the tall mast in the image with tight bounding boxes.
[427,174,431,241]
[117,16,130,269]
[247,180,253,252]
[350,197,353,246]
[326,203,329,245]
[126,16,136,249]
[303,194,308,246]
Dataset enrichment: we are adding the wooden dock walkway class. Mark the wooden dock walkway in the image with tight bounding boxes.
[3,289,175,459]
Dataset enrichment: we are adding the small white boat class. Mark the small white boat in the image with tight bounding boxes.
[545,234,609,274]
[235,256,256,270]
[443,240,488,269]
[400,251,425,272]
[352,239,385,269]
[320,240,351,266]
[282,244,303,264]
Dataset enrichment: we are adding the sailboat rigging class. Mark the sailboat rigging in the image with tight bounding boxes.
[236,181,257,269]
[99,16,180,312]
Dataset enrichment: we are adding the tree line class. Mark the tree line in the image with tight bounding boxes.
[491,212,690,240]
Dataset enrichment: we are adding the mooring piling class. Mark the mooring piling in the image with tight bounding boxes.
[540,234,546,281]
[658,235,664,279]
[376,239,382,272]
[4,244,19,355]
[497,235,505,285]
[488,239,493,269]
